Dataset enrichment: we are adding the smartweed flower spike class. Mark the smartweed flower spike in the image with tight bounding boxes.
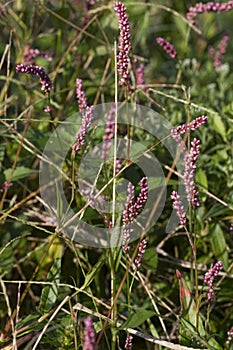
[114,2,132,89]
[204,261,223,302]
[76,78,88,113]
[136,63,148,92]
[101,105,116,161]
[83,317,96,350]
[184,138,200,207]
[156,37,177,59]
[171,115,208,136]
[171,191,187,226]
[209,31,230,68]
[122,177,148,252]
[73,106,94,152]
[0,181,13,192]
[133,238,147,270]
[16,64,53,93]
[187,1,233,25]
[226,326,233,345]
[124,335,133,349]
[24,48,52,65]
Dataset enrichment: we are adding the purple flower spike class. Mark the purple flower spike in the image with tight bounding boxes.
[134,238,147,270]
[204,261,223,302]
[76,78,88,113]
[24,48,52,65]
[83,317,96,350]
[73,106,94,152]
[122,177,148,252]
[183,138,200,207]
[209,31,230,68]
[114,2,132,89]
[101,105,116,161]
[187,1,233,25]
[171,191,187,226]
[124,335,133,349]
[16,64,53,93]
[136,63,148,92]
[156,37,177,59]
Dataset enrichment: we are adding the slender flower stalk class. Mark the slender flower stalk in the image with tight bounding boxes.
[204,261,223,302]
[124,335,133,349]
[183,138,200,207]
[171,191,187,226]
[16,64,53,92]
[76,78,88,113]
[156,37,177,59]
[122,177,148,252]
[83,317,96,350]
[187,1,233,25]
[114,2,132,89]
[24,48,52,65]
[209,31,230,68]
[73,106,94,152]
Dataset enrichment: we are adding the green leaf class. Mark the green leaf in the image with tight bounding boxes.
[39,245,63,313]
[81,255,106,290]
[211,114,227,141]
[120,309,155,329]
[204,203,229,219]
[210,223,228,269]
[4,166,38,181]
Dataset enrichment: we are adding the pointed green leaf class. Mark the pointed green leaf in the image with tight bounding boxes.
[120,309,155,329]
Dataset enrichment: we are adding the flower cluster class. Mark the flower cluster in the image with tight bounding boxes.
[209,31,230,68]
[73,106,94,152]
[136,63,148,92]
[101,105,116,161]
[0,181,13,192]
[76,78,88,113]
[226,326,233,345]
[122,177,148,252]
[171,191,187,226]
[114,2,132,89]
[24,48,52,65]
[184,138,200,207]
[83,317,96,350]
[156,37,177,59]
[124,335,133,349]
[133,238,147,270]
[171,115,208,138]
[16,64,53,92]
[204,261,223,302]
[187,1,233,25]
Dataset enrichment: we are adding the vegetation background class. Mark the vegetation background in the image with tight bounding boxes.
[0,0,232,349]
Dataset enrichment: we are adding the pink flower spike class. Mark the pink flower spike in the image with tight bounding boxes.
[16,64,53,93]
[204,261,223,302]
[124,335,133,349]
[83,317,96,350]
[156,37,177,59]
[76,78,88,113]
[114,2,132,89]
[171,191,186,226]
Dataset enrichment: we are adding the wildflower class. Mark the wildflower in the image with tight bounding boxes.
[171,191,187,226]
[133,238,147,270]
[183,138,200,207]
[76,78,88,113]
[171,115,208,137]
[122,177,148,252]
[0,181,13,192]
[204,261,223,302]
[73,106,94,152]
[124,335,133,349]
[156,37,177,59]
[226,326,233,345]
[136,63,148,92]
[24,48,52,65]
[209,31,230,68]
[101,105,116,161]
[44,106,52,113]
[83,317,96,350]
[187,1,233,25]
[16,64,53,92]
[114,2,132,89]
